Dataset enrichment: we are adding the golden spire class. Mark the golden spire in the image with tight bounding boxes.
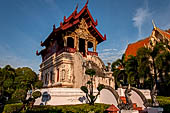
[152,20,157,30]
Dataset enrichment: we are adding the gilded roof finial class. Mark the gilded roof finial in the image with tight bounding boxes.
[152,20,156,29]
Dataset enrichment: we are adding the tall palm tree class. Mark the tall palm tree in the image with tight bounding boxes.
[149,43,166,89]
[155,48,170,95]
[136,43,167,90]
[112,54,128,89]
[136,47,153,89]
[125,55,139,88]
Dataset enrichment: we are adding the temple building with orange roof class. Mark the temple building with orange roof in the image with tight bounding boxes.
[125,21,170,59]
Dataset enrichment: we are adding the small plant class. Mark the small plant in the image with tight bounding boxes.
[81,69,105,105]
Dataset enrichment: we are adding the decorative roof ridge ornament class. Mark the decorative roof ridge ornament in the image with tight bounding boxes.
[75,4,78,12]
[95,19,98,26]
[60,22,63,27]
[64,16,66,22]
[53,24,56,31]
[85,0,89,7]
[40,41,43,46]
[104,34,106,40]
[73,4,78,17]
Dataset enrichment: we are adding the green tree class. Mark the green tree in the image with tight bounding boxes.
[125,55,140,88]
[80,69,105,105]
[0,65,43,112]
[112,54,128,89]
[0,65,16,104]
[155,48,170,95]
[136,47,153,89]
[136,43,170,95]
[13,67,43,106]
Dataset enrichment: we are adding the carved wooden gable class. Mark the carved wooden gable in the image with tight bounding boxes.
[76,19,95,41]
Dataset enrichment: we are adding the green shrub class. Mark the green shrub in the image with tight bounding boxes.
[32,91,41,99]
[3,103,23,113]
[26,103,109,113]
[12,89,27,102]
[157,96,170,113]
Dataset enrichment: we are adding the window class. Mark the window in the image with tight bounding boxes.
[45,73,48,85]
[67,37,74,48]
[57,68,59,82]
[88,41,93,51]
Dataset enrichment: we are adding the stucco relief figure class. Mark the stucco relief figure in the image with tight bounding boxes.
[66,68,71,82]
[61,69,66,82]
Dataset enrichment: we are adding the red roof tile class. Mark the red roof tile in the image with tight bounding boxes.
[125,37,150,59]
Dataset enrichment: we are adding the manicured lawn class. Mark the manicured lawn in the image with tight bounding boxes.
[3,96,170,113]
[157,96,170,113]
[26,103,109,113]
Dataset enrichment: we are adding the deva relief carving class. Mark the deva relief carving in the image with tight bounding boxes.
[60,64,72,82]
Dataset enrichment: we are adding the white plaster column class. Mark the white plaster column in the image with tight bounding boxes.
[39,71,42,80]
[77,37,79,51]
[54,68,57,83]
[93,40,97,52]
[63,36,67,47]
[85,39,88,56]
[48,72,52,86]
[74,36,77,49]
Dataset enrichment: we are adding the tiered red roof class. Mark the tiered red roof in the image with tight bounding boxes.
[125,26,170,60]
[41,0,106,47]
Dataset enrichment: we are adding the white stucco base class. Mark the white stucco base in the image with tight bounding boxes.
[34,87,118,106]
[34,87,154,111]
[121,110,139,113]
[34,88,101,105]
[144,107,164,113]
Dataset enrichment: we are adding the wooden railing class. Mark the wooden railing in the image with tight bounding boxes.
[43,47,76,61]
[57,47,76,54]
[42,48,98,61]
[87,51,98,56]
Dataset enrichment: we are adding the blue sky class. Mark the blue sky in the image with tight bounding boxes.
[0,0,170,73]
